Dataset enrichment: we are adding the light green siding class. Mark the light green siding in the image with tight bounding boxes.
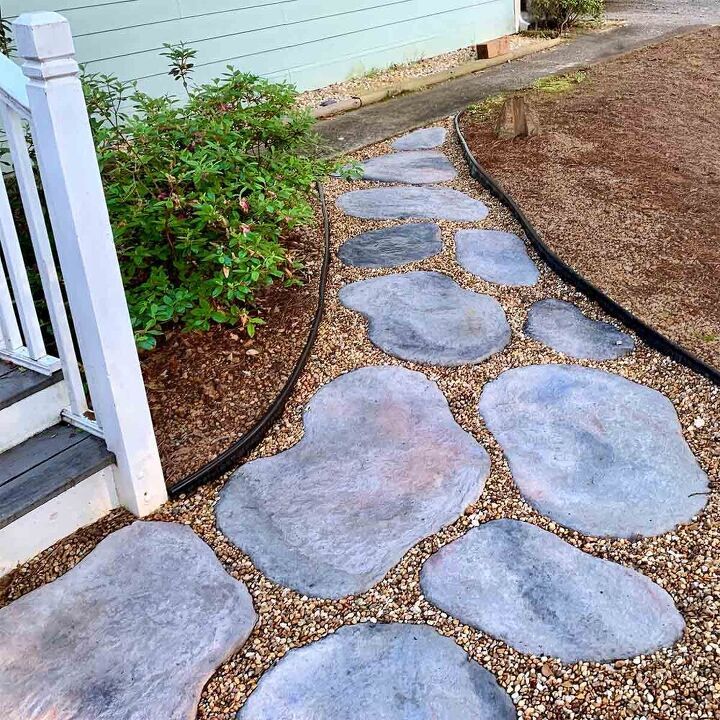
[7,1,516,94]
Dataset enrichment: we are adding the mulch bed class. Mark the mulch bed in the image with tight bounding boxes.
[460,27,720,370]
[140,201,324,488]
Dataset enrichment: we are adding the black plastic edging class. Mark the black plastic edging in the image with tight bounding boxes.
[168,182,332,497]
[454,113,720,386]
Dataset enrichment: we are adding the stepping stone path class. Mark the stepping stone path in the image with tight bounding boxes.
[340,271,511,366]
[479,365,709,538]
[216,366,489,598]
[0,521,256,720]
[455,229,540,286]
[338,223,442,268]
[237,623,516,719]
[392,126,447,150]
[351,150,458,184]
[337,186,489,221]
[525,298,635,359]
[420,519,685,663]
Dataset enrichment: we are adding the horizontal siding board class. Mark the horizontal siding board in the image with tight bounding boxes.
[9,0,515,93]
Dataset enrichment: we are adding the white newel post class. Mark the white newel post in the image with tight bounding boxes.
[14,12,167,516]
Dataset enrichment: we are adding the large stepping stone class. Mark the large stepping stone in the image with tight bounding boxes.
[455,229,539,286]
[352,150,457,184]
[392,126,447,150]
[0,521,256,719]
[524,298,635,359]
[338,223,442,268]
[337,186,489,221]
[420,519,685,663]
[237,623,516,719]
[479,365,709,537]
[340,271,511,366]
[216,366,489,598]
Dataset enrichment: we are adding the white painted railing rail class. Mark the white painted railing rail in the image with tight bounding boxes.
[0,12,167,516]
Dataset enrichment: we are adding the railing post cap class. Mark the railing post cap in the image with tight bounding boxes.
[14,12,75,61]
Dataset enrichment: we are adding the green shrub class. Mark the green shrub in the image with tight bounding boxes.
[83,54,334,349]
[530,0,604,31]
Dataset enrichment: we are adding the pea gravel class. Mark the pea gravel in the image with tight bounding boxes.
[1,118,718,720]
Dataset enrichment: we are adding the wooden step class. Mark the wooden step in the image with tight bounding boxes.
[0,422,114,529]
[0,361,69,453]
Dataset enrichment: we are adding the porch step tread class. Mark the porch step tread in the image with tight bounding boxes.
[0,423,114,529]
[0,361,63,411]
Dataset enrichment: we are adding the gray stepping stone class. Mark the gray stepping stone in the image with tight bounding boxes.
[479,365,709,538]
[338,223,442,268]
[525,298,635,359]
[237,623,516,719]
[455,229,539,286]
[217,366,489,598]
[0,521,256,719]
[352,150,457,184]
[340,271,511,366]
[392,126,447,151]
[420,519,685,664]
[337,186,489,221]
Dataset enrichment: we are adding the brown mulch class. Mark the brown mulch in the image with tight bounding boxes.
[460,27,720,370]
[140,204,324,488]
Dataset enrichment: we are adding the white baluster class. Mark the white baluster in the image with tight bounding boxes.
[0,164,47,362]
[14,12,167,515]
[1,105,86,410]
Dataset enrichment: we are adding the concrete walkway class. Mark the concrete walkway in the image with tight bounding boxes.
[318,0,720,154]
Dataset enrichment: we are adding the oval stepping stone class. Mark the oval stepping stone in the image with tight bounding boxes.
[0,521,256,720]
[337,186,489,221]
[237,623,516,719]
[352,150,457,184]
[340,271,511,366]
[420,519,685,663]
[216,366,490,598]
[525,298,635,360]
[455,229,539,286]
[392,126,447,150]
[479,365,709,537]
[338,223,442,268]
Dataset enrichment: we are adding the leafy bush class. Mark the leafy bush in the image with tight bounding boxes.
[530,0,604,31]
[83,52,334,349]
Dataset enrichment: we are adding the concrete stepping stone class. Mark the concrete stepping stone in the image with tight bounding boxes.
[237,623,516,719]
[337,186,489,221]
[352,150,457,184]
[455,229,540,286]
[340,271,511,366]
[479,365,709,538]
[0,521,256,720]
[524,298,635,359]
[420,519,685,663]
[392,126,447,151]
[338,223,442,268]
[216,366,489,598]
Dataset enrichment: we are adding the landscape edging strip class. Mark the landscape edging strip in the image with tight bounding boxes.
[168,182,332,497]
[453,113,720,386]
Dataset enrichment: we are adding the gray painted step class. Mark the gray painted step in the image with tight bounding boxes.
[0,361,63,411]
[0,423,114,528]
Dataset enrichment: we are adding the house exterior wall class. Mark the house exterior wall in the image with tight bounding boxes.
[7,0,517,94]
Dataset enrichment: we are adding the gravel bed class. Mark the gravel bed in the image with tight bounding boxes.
[2,118,718,720]
[296,35,555,111]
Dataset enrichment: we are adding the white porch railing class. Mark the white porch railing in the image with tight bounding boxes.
[0,12,166,516]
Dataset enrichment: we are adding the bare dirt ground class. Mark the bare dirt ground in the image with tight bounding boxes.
[460,27,720,369]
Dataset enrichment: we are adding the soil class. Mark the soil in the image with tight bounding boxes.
[460,27,720,370]
[140,201,325,488]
